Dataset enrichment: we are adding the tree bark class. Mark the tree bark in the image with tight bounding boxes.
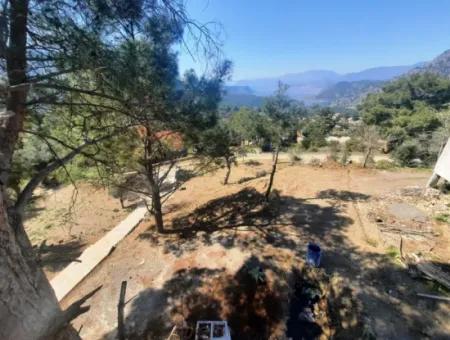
[149,173,164,233]
[363,146,372,168]
[265,147,279,201]
[223,156,232,185]
[1,0,28,186]
[0,185,64,340]
[0,2,72,338]
[145,155,164,233]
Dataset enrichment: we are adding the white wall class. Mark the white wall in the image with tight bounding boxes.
[435,138,450,181]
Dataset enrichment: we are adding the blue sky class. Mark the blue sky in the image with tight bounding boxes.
[178,0,450,80]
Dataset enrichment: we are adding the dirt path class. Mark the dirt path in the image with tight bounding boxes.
[59,163,449,339]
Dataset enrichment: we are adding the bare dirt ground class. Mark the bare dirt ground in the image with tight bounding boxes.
[24,183,129,279]
[45,161,450,339]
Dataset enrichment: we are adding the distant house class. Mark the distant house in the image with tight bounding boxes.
[135,127,185,154]
[153,130,184,152]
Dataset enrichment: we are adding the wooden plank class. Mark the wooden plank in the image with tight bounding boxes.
[50,204,147,301]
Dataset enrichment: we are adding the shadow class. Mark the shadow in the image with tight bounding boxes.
[137,188,355,259]
[222,256,285,339]
[101,187,449,339]
[236,170,267,184]
[236,176,256,184]
[109,257,288,340]
[23,194,46,220]
[315,189,371,202]
[286,269,328,340]
[35,240,84,272]
[244,160,262,167]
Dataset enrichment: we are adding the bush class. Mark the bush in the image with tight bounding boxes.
[375,160,397,170]
[175,168,196,182]
[255,170,267,178]
[301,138,311,150]
[328,141,340,162]
[393,141,420,166]
[340,146,351,165]
[244,160,262,167]
[310,158,322,167]
[288,145,302,164]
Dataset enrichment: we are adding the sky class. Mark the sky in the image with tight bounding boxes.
[177,0,450,80]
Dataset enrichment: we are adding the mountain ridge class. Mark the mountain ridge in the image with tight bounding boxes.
[232,64,418,100]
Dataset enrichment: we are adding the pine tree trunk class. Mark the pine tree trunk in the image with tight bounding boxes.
[223,157,232,185]
[265,147,280,200]
[146,160,164,233]
[151,182,164,233]
[0,1,70,338]
[0,186,64,340]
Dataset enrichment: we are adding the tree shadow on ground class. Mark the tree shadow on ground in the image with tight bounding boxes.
[109,256,290,340]
[35,240,84,272]
[139,187,353,258]
[315,189,371,202]
[125,187,450,339]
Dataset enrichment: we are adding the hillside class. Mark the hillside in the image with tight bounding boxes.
[232,64,416,102]
[411,49,450,77]
[316,80,385,107]
[221,93,265,108]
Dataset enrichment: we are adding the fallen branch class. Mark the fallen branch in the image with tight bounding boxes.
[379,226,433,237]
[416,261,450,290]
[417,293,450,302]
[41,285,102,339]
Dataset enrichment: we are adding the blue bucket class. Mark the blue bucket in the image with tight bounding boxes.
[306,243,321,267]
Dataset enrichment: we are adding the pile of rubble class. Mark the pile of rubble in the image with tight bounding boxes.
[368,186,449,253]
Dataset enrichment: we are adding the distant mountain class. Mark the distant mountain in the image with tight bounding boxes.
[316,80,385,107]
[224,85,254,95]
[233,70,341,99]
[221,94,264,108]
[220,85,265,108]
[342,65,417,82]
[232,64,417,102]
[410,49,450,77]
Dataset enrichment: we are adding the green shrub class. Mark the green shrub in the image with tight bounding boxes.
[375,160,397,170]
[288,145,302,164]
[434,214,450,224]
[328,141,340,161]
[255,170,267,178]
[244,160,262,166]
[310,158,322,167]
[393,141,420,166]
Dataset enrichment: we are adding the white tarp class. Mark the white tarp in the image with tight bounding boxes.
[435,138,450,181]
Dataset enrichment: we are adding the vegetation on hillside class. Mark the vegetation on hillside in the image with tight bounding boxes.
[359,72,450,166]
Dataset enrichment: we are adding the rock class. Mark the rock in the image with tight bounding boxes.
[387,202,427,223]
[423,187,441,199]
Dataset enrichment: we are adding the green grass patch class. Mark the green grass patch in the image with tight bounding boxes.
[366,238,378,247]
[385,245,403,265]
[434,213,450,224]
[385,245,400,259]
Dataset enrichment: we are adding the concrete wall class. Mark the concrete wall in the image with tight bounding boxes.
[435,138,450,181]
